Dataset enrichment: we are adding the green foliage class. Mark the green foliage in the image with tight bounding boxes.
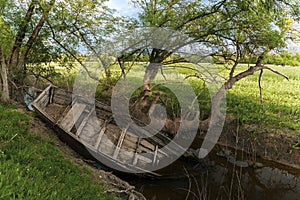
[0,17,14,58]
[0,0,119,100]
[242,51,300,66]
[266,51,300,66]
[0,105,116,199]
[134,0,300,65]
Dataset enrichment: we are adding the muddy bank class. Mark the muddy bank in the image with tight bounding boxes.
[198,116,300,169]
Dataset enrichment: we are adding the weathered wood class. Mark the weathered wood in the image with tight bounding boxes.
[136,154,152,164]
[95,101,111,112]
[153,145,158,166]
[118,149,134,163]
[113,125,130,159]
[76,114,102,147]
[140,140,155,151]
[33,85,197,177]
[122,132,156,152]
[49,87,54,104]
[60,103,87,132]
[33,85,51,103]
[38,93,50,108]
[133,138,141,166]
[53,95,71,105]
[76,107,95,137]
[95,125,106,150]
[98,136,115,156]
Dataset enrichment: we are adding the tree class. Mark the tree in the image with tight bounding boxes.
[128,0,300,133]
[0,0,114,102]
[0,15,14,101]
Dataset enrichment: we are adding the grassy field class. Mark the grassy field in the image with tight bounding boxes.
[0,105,117,199]
[120,64,300,131]
[50,62,300,133]
[226,65,300,132]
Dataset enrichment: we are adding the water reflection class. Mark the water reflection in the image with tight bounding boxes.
[128,156,300,200]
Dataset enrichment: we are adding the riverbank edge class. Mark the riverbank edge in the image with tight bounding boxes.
[197,117,300,174]
[28,110,146,200]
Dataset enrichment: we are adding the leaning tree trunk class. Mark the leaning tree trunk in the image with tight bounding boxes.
[199,53,268,131]
[132,62,161,115]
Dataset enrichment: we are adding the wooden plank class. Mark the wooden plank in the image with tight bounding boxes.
[52,89,72,105]
[127,122,186,157]
[118,149,134,163]
[136,154,152,164]
[95,101,111,112]
[39,94,50,108]
[95,126,106,150]
[98,137,115,156]
[55,88,72,96]
[140,140,155,151]
[49,87,54,104]
[132,138,141,166]
[113,125,130,159]
[59,103,86,132]
[33,85,51,105]
[76,107,95,137]
[153,145,158,166]
[106,130,157,153]
[32,105,56,124]
[53,96,71,105]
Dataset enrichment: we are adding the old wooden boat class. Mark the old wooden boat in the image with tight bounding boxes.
[32,85,194,177]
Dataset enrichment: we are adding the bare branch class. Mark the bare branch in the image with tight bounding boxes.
[263,65,289,80]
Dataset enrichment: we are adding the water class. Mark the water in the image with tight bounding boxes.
[124,149,300,200]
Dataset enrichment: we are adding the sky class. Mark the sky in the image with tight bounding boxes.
[105,0,139,17]
[105,0,300,53]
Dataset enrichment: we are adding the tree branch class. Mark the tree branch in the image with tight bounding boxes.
[176,0,227,29]
[10,0,37,65]
[20,0,56,63]
[258,69,263,104]
[47,20,100,82]
[263,65,289,80]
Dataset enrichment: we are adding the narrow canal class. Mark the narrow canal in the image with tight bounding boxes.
[124,146,300,200]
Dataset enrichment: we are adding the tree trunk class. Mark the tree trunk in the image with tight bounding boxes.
[132,62,161,112]
[130,62,162,125]
[143,62,161,90]
[1,56,9,102]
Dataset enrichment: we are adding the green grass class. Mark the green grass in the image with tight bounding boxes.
[36,61,300,132]
[99,63,300,132]
[0,105,117,199]
[226,65,300,131]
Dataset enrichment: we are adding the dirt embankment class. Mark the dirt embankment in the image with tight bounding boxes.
[204,116,300,170]
[29,116,146,200]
